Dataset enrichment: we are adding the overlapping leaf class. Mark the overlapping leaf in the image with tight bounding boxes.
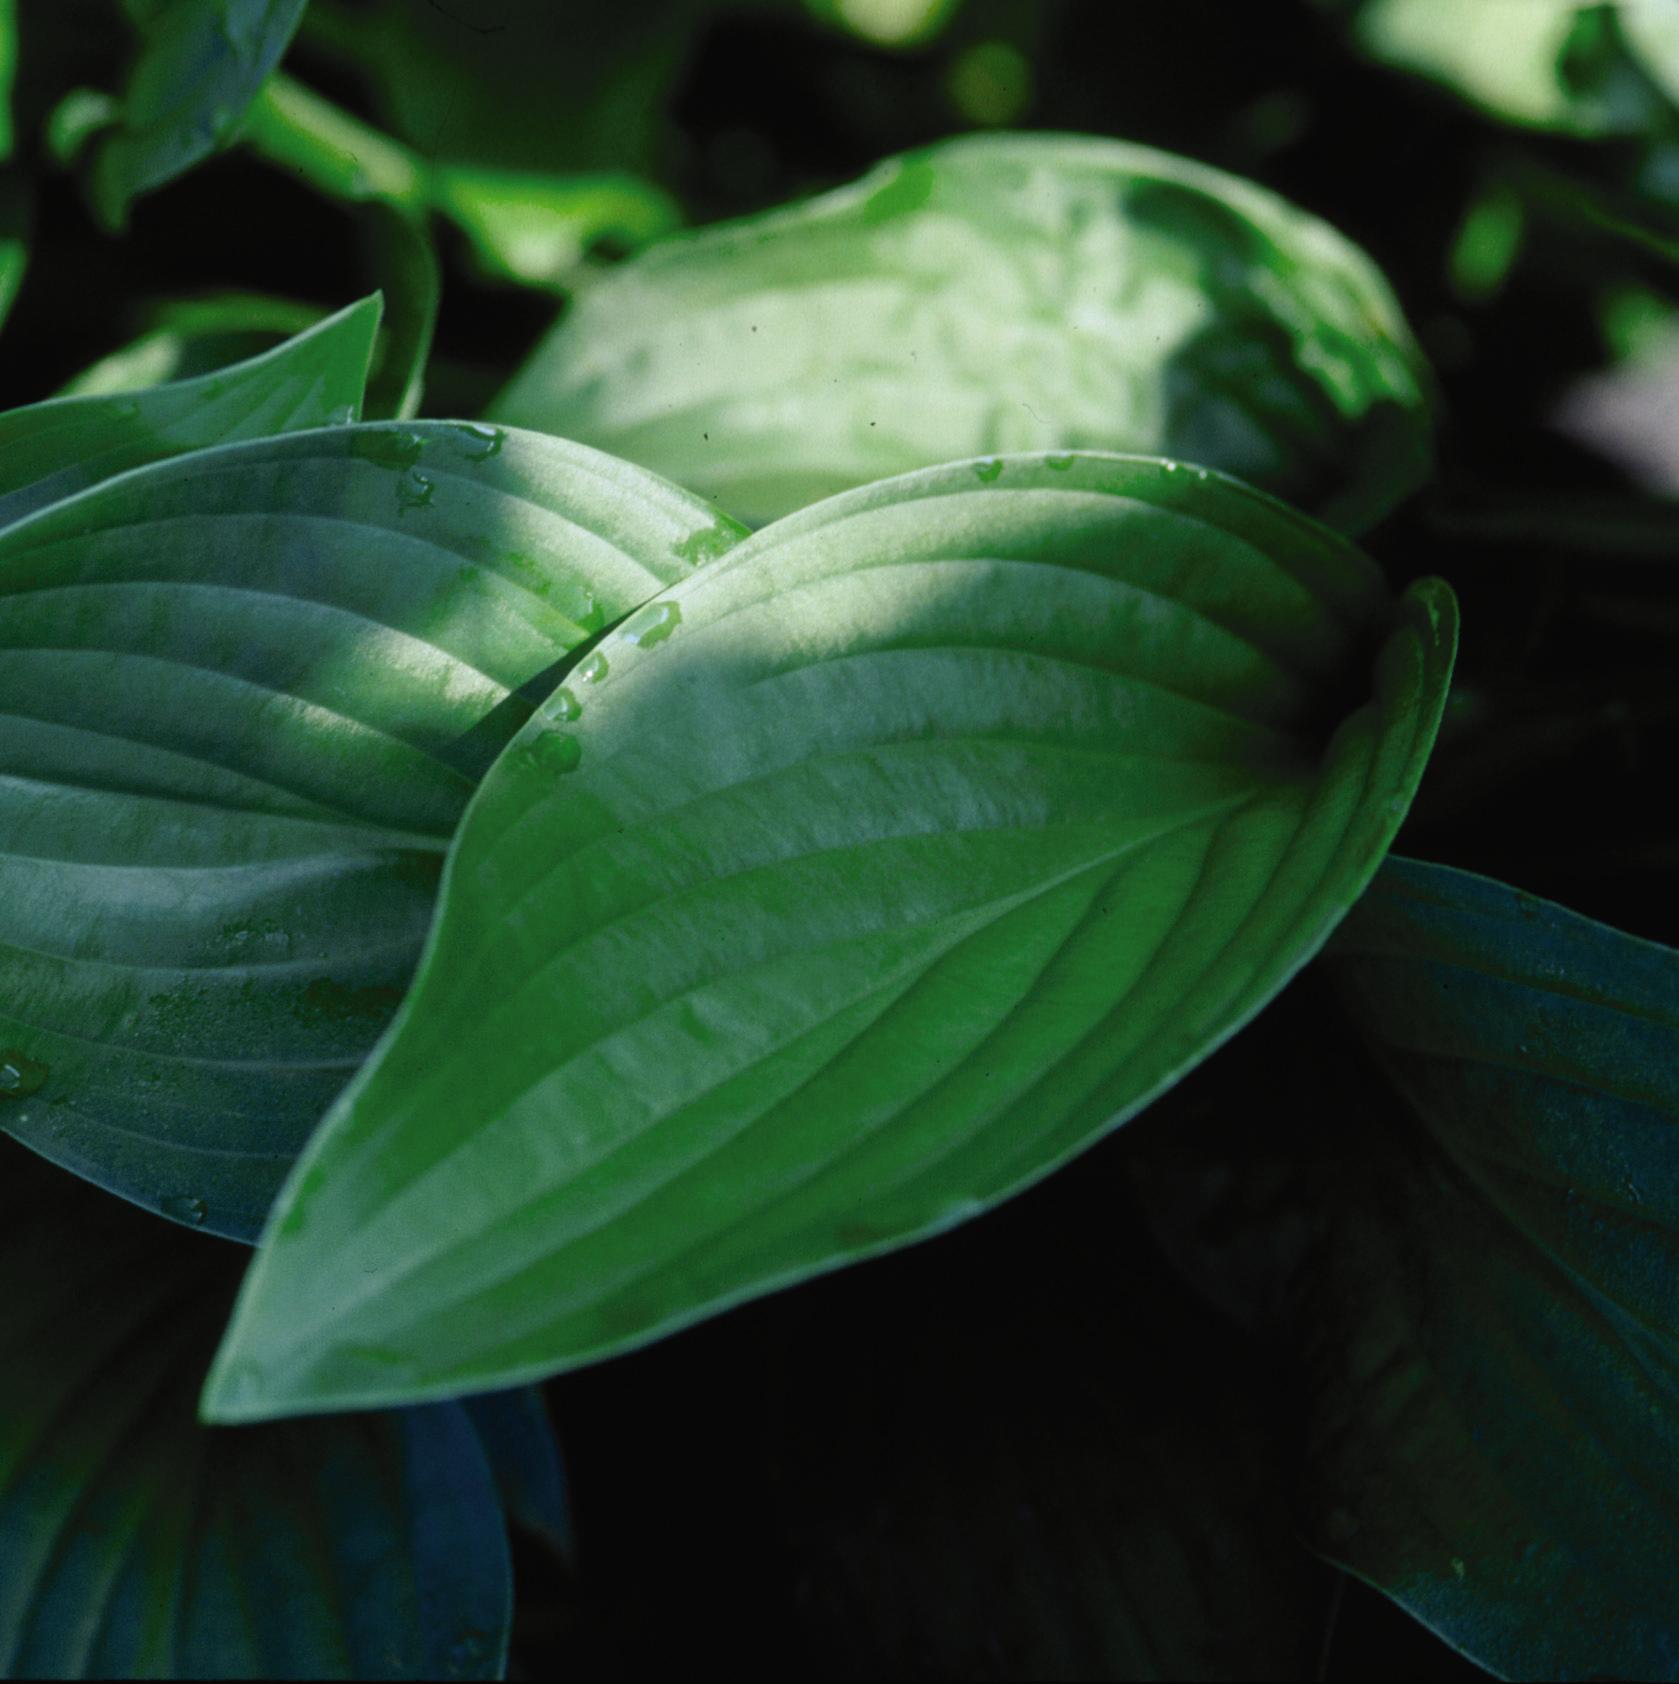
[1295,859,1679,1681]
[0,296,380,530]
[0,1142,512,1681]
[0,421,743,1239]
[204,451,1456,1419]
[90,0,311,227]
[494,132,1432,532]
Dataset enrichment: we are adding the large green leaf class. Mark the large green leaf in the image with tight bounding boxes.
[90,0,311,228]
[493,132,1432,533]
[0,296,380,531]
[1295,858,1679,1681]
[0,1141,510,1681]
[0,422,742,1240]
[203,451,1457,1419]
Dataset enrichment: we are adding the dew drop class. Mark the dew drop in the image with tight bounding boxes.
[672,520,740,566]
[0,1049,48,1100]
[452,422,504,461]
[1045,452,1075,471]
[351,429,426,471]
[576,651,609,685]
[622,601,682,649]
[396,469,435,513]
[163,1194,207,1226]
[549,686,582,723]
[972,458,1004,483]
[526,732,582,776]
[326,403,357,426]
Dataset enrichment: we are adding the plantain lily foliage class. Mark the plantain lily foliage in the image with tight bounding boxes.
[0,7,1670,1673]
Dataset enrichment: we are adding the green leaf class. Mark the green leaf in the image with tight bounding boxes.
[203,451,1457,1419]
[90,0,311,228]
[493,132,1432,533]
[433,166,680,292]
[1336,0,1655,135]
[1,0,16,162]
[0,1141,509,1681]
[765,1176,1332,1680]
[461,1388,571,1558]
[52,294,331,399]
[0,296,381,532]
[1294,858,1679,1681]
[0,422,743,1240]
[0,168,23,338]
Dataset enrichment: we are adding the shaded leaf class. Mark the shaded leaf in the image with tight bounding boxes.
[0,168,22,339]
[494,132,1432,532]
[462,1388,571,1558]
[0,296,380,530]
[53,294,330,399]
[90,0,310,227]
[0,422,742,1239]
[0,1142,509,1681]
[1294,858,1679,1681]
[204,451,1456,1418]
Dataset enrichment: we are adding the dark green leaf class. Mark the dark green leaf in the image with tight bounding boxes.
[0,1141,510,1681]
[1294,858,1679,1681]
[0,0,15,162]
[0,168,23,339]
[0,422,742,1239]
[203,451,1456,1418]
[494,132,1432,532]
[0,296,381,531]
[90,0,311,228]
[462,1388,571,1558]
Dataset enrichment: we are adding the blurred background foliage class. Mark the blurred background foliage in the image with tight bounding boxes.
[2,2,1676,1677]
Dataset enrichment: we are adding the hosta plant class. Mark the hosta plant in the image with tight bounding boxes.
[1,2,1674,1679]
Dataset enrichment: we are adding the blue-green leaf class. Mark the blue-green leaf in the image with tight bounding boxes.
[494,132,1432,533]
[1304,858,1679,1681]
[90,0,311,228]
[203,451,1455,1419]
[0,297,381,531]
[0,1141,510,1681]
[0,422,743,1240]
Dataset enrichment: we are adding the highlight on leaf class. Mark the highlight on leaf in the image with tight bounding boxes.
[203,449,1457,1422]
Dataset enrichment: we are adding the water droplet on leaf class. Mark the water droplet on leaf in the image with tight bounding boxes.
[622,601,682,649]
[162,1194,207,1226]
[972,458,1004,483]
[351,429,426,471]
[576,652,609,685]
[451,422,504,461]
[396,469,434,513]
[550,687,582,722]
[0,1049,48,1100]
[525,732,582,776]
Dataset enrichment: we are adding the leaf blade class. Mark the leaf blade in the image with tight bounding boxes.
[0,421,744,1240]
[204,452,1456,1418]
[494,132,1432,533]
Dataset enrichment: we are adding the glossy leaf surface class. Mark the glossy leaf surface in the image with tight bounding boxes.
[0,297,380,531]
[91,0,310,227]
[0,1142,510,1681]
[0,422,740,1239]
[1299,859,1679,1680]
[494,132,1431,532]
[206,451,1456,1418]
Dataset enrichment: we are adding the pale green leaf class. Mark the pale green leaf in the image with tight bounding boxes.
[0,422,743,1239]
[0,296,381,531]
[494,132,1432,533]
[203,451,1456,1419]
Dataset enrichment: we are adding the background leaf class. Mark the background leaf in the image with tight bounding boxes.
[0,1140,510,1681]
[0,295,380,530]
[462,1389,572,1560]
[1292,858,1679,1681]
[204,451,1456,1419]
[89,0,311,228]
[493,131,1432,532]
[0,421,742,1240]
